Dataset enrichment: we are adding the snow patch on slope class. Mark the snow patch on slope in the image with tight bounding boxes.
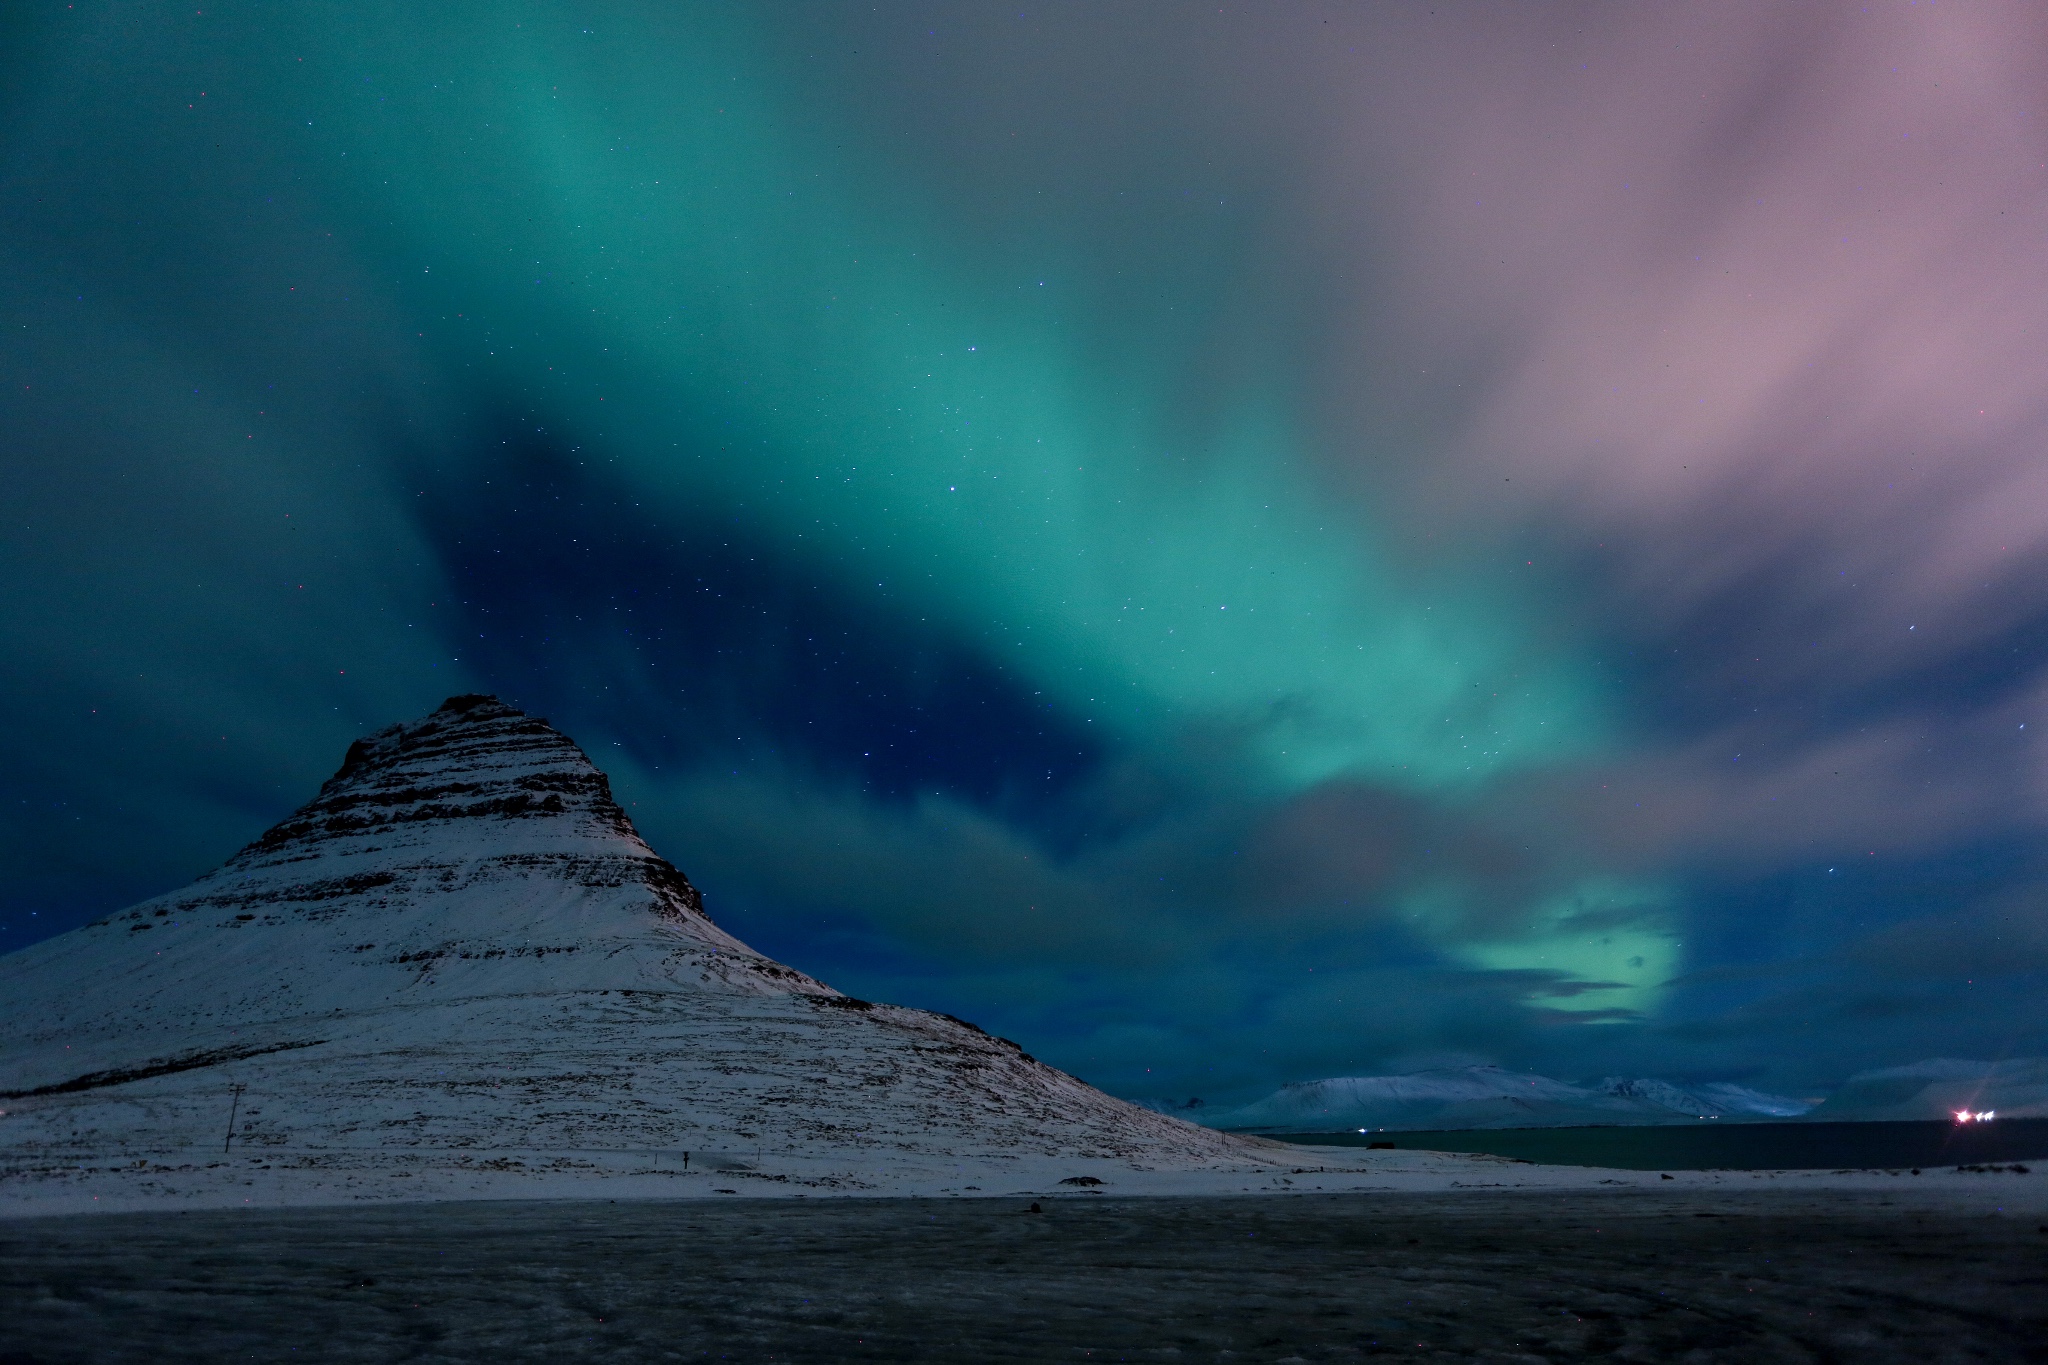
[1592,1078,1813,1120]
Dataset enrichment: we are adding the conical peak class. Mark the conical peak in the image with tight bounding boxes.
[75,695,744,975]
[330,694,575,786]
[227,695,640,870]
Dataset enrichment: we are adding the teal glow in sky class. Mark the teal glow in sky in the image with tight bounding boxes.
[6,1,2048,1103]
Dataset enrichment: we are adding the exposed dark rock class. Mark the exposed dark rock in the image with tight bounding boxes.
[0,1040,325,1099]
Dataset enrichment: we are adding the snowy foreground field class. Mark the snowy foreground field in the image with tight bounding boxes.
[0,1141,2042,1216]
[2,1178,2043,1364]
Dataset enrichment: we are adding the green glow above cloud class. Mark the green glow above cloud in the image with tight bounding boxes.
[1457,879,1680,1020]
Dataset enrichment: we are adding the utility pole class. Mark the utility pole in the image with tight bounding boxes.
[223,1084,245,1155]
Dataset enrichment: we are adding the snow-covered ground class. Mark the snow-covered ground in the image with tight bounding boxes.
[13,1130,2043,1219]
[8,1183,2045,1363]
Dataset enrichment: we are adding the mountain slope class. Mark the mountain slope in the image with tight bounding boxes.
[0,696,1268,1206]
[1591,1078,1813,1121]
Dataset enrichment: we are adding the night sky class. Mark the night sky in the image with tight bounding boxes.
[5,1,2047,1107]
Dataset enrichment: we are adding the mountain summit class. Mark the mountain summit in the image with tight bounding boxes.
[0,696,1265,1208]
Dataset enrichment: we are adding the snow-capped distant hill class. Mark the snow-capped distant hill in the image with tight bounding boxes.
[1801,1058,2048,1122]
[0,696,1270,1208]
[1208,1066,1813,1133]
[1591,1077,1813,1120]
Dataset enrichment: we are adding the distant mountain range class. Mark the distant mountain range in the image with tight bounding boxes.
[1802,1058,2048,1123]
[1191,1067,1812,1133]
[1182,1058,2048,1133]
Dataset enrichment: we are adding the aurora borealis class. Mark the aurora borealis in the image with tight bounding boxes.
[5,1,2047,1105]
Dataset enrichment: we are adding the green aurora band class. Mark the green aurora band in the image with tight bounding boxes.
[308,7,1668,1008]
[301,8,1608,788]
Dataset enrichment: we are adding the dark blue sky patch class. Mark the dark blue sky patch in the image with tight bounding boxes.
[412,416,1110,828]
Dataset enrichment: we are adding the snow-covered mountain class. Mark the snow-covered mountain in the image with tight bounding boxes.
[0,696,1271,1207]
[1800,1058,2048,1122]
[1590,1077,1813,1120]
[1208,1066,1813,1133]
